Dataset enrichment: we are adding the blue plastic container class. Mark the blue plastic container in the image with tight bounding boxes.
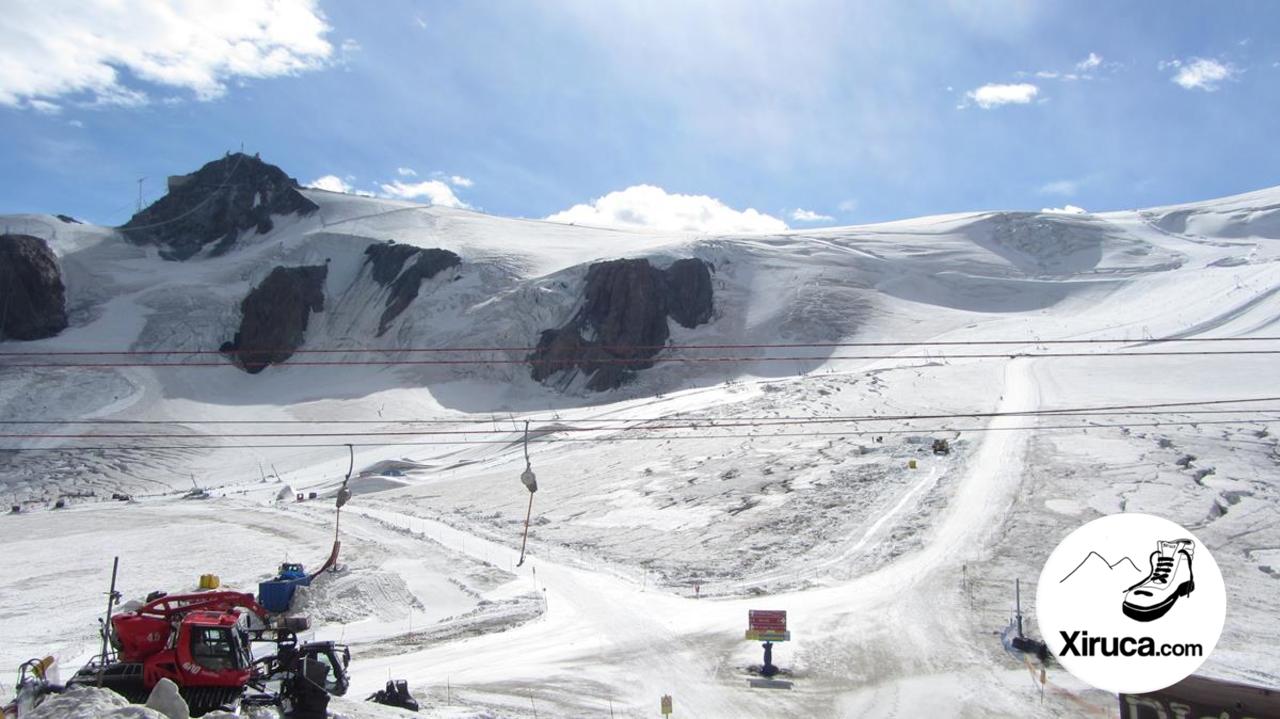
[258,580,299,613]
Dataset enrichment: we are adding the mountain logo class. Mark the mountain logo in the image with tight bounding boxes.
[1058,551,1143,585]
[1035,513,1226,694]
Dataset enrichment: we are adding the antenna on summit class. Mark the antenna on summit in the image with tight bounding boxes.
[135,177,146,212]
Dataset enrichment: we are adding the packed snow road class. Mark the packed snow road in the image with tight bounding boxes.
[337,358,1065,717]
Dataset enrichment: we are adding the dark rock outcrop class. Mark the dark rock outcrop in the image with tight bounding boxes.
[220,265,327,373]
[363,242,462,335]
[529,257,713,391]
[121,153,318,260]
[662,258,714,328]
[0,234,68,341]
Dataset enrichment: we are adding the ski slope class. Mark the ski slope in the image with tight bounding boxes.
[2,185,1279,716]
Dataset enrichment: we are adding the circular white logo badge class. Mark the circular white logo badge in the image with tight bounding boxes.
[1036,513,1225,694]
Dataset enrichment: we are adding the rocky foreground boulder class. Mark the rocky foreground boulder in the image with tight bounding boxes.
[0,233,68,341]
[220,265,327,373]
[529,257,713,391]
[121,153,318,260]
[363,241,462,335]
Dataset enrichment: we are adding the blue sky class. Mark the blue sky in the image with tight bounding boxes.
[1,1,1277,230]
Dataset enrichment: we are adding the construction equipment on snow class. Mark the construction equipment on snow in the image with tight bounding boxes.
[2,657,60,718]
[1000,578,1048,661]
[62,564,350,717]
[932,438,951,455]
[258,562,310,613]
[367,679,420,712]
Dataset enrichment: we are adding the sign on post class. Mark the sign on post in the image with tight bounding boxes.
[1119,674,1280,718]
[745,610,790,642]
[660,694,672,716]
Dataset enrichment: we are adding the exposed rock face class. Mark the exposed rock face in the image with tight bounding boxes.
[121,153,318,260]
[0,234,68,341]
[220,265,327,373]
[363,242,462,335]
[529,257,713,391]
[662,258,714,328]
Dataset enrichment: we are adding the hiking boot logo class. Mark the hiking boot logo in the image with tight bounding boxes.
[1121,538,1195,623]
[1036,514,1226,695]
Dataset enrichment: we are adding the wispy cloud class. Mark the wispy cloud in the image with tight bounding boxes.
[1039,179,1080,197]
[1021,53,1111,84]
[965,83,1039,109]
[1076,52,1102,71]
[396,167,417,177]
[27,99,61,115]
[546,185,787,233]
[0,0,334,109]
[448,175,474,188]
[791,208,834,223]
[1164,57,1236,91]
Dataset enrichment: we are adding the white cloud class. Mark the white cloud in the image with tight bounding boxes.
[307,174,373,196]
[27,99,61,115]
[379,179,469,208]
[311,171,471,206]
[1039,179,1079,196]
[448,175,474,188]
[307,175,351,193]
[838,199,858,213]
[1168,58,1236,91]
[0,0,334,109]
[791,208,834,223]
[1077,52,1102,71]
[545,185,787,234]
[965,83,1039,109]
[1041,205,1087,215]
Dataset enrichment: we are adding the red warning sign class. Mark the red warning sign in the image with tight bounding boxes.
[745,609,790,642]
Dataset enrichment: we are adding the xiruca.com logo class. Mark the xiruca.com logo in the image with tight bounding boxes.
[1036,513,1226,694]
[1057,631,1202,658]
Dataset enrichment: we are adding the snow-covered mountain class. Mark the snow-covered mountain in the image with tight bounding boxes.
[2,157,1279,717]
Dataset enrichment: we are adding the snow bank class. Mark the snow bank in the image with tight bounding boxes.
[26,687,165,719]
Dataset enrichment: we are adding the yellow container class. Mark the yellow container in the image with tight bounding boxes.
[908,459,917,469]
[198,574,221,589]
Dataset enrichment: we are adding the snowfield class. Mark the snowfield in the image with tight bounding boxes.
[1,185,1278,716]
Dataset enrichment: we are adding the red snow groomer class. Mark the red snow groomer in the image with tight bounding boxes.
[68,589,349,717]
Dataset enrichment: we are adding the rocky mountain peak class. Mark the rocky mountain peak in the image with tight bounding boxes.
[120,152,318,261]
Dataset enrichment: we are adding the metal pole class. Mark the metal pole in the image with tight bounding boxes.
[762,641,776,677]
[1015,578,1024,638]
[97,556,120,686]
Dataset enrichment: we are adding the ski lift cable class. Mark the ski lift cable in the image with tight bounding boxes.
[1,417,1274,452]
[7,348,1280,368]
[4,401,1280,439]
[7,409,1280,440]
[2,395,1278,426]
[3,334,1280,357]
[517,420,537,567]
